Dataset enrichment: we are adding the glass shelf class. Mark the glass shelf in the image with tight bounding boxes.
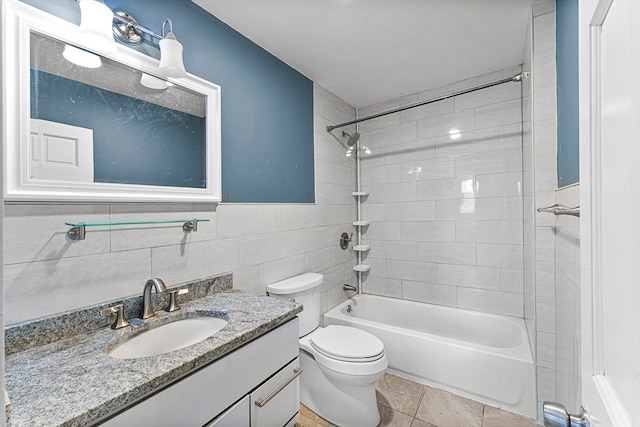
[65,219,210,240]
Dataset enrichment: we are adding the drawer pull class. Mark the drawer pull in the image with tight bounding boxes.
[254,367,302,408]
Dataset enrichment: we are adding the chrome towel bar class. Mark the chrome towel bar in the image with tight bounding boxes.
[537,204,580,217]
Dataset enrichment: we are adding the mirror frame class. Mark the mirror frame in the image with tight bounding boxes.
[2,1,221,203]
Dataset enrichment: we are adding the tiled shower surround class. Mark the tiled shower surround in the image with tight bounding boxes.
[357,65,525,318]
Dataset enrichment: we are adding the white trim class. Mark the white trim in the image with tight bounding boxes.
[590,0,613,25]
[593,376,632,427]
[589,15,604,377]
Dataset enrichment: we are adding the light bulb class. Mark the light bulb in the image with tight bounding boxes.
[140,73,168,90]
[63,44,102,68]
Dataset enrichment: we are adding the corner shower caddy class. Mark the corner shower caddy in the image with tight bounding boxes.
[352,191,370,273]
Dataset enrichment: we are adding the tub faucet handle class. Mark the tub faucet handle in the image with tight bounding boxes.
[100,304,130,329]
[340,232,353,250]
[168,288,189,312]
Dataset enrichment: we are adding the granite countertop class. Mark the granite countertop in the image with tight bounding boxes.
[5,291,301,427]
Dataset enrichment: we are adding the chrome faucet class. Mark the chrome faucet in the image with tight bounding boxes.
[142,278,167,319]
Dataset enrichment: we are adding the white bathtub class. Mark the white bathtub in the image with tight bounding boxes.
[323,294,536,418]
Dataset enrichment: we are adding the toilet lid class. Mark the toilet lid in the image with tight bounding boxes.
[310,325,384,361]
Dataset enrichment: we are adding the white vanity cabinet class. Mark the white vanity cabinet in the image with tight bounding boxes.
[99,319,300,427]
[250,358,301,426]
[207,396,250,426]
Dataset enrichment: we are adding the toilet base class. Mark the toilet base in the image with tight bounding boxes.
[299,350,383,427]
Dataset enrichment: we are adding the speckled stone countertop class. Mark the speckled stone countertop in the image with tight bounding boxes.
[5,290,301,427]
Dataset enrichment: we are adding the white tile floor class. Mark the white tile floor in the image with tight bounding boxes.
[299,373,539,427]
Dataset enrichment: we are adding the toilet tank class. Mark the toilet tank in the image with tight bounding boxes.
[266,273,323,337]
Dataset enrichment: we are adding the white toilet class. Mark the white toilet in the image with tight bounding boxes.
[267,273,388,427]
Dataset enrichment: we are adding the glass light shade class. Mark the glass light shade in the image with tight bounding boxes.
[78,0,117,53]
[159,34,186,78]
[63,44,102,68]
[140,73,168,90]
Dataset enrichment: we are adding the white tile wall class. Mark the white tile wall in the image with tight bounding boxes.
[5,249,152,322]
[358,68,525,318]
[2,83,358,324]
[417,109,475,140]
[370,122,417,148]
[402,280,457,306]
[386,259,437,282]
[457,220,523,244]
[238,231,293,267]
[385,201,436,222]
[553,184,581,411]
[418,242,477,265]
[524,0,581,414]
[457,287,523,317]
[400,222,455,242]
[437,264,502,290]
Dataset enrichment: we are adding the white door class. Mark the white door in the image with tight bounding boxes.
[579,0,640,426]
[30,119,94,183]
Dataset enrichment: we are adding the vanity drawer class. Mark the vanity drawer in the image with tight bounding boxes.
[206,395,250,427]
[250,358,301,427]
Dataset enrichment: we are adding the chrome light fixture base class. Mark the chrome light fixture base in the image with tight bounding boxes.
[112,11,143,44]
[110,9,187,78]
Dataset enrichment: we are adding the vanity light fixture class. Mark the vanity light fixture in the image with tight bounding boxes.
[112,11,187,78]
[70,1,188,79]
[77,0,117,53]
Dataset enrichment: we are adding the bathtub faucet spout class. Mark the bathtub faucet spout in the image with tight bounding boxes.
[343,284,358,293]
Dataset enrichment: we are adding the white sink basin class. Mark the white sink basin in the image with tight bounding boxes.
[108,317,228,359]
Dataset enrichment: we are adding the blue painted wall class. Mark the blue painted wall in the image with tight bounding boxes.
[21,0,315,202]
[31,70,206,188]
[556,0,579,186]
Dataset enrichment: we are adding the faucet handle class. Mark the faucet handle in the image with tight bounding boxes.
[100,304,130,329]
[168,288,189,312]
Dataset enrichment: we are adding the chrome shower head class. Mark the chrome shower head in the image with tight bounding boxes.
[342,131,360,147]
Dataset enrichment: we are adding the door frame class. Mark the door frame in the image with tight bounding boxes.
[579,0,635,425]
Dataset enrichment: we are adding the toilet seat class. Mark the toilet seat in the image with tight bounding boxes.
[310,325,385,362]
[300,326,388,377]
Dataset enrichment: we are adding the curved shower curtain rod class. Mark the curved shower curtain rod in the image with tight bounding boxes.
[326,72,530,133]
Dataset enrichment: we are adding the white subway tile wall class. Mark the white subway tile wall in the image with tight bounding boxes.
[553,184,581,411]
[358,65,525,318]
[2,83,358,324]
[527,0,581,414]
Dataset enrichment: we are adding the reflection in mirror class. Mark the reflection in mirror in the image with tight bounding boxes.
[30,32,207,189]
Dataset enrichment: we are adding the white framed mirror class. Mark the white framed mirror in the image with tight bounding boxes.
[2,1,221,203]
